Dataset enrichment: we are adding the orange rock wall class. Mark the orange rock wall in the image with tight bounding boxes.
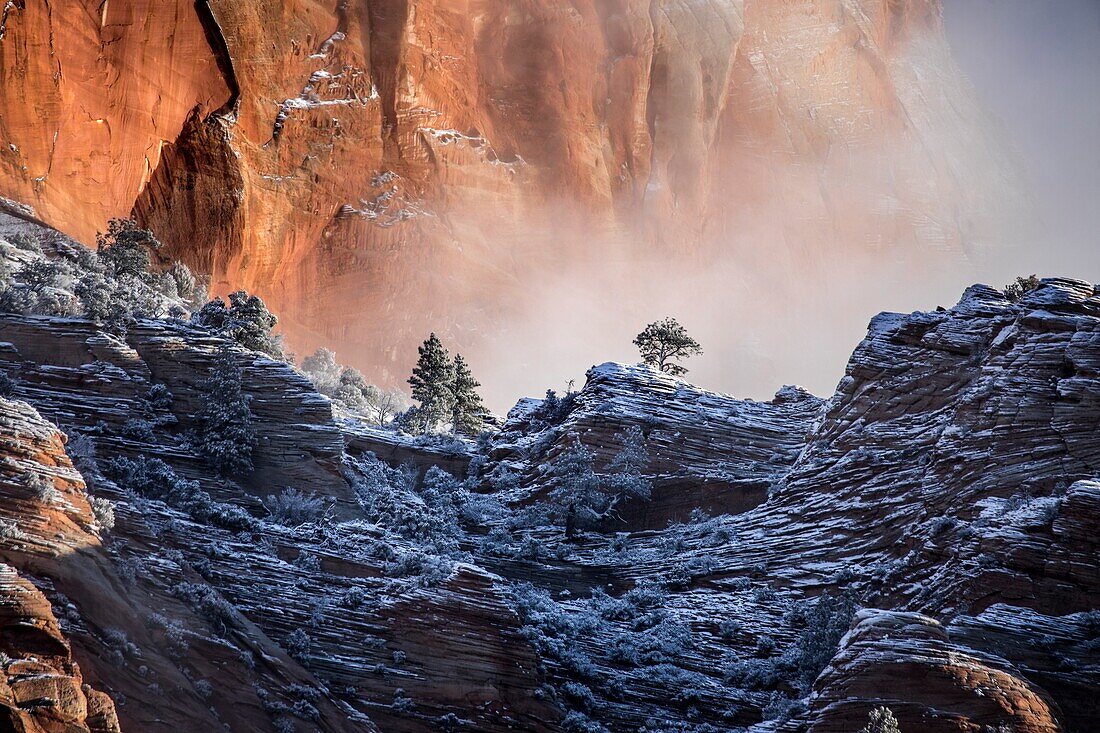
[0,0,1020,385]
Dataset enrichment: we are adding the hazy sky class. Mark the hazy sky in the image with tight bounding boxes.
[944,0,1100,276]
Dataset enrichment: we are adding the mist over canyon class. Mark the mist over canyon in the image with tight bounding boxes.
[0,3,1097,732]
[0,0,1060,408]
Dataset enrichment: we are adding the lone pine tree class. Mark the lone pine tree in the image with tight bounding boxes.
[633,317,703,376]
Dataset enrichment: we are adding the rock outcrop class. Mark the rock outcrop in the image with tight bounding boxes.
[0,564,121,733]
[0,0,1024,388]
[805,609,1063,733]
[0,398,119,733]
[488,362,823,529]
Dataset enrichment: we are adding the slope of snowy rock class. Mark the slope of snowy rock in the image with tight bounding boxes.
[488,362,823,529]
[0,217,1095,732]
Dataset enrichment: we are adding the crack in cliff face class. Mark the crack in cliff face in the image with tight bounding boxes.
[193,0,240,117]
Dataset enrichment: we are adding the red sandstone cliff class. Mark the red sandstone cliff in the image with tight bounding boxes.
[0,0,1022,387]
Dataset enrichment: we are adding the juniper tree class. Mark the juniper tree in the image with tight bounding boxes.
[548,437,602,540]
[75,272,135,335]
[633,317,702,376]
[301,348,342,393]
[407,333,455,433]
[226,290,281,357]
[96,218,159,279]
[197,346,257,477]
[451,353,486,436]
[1003,274,1041,301]
[166,261,198,302]
[195,290,282,358]
[543,426,656,540]
[606,425,651,505]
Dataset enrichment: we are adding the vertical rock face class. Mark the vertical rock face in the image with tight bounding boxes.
[0,0,232,239]
[0,0,1021,387]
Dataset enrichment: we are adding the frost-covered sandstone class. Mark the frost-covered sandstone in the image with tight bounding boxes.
[0,217,1095,732]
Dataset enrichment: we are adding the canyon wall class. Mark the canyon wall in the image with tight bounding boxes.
[0,0,1024,400]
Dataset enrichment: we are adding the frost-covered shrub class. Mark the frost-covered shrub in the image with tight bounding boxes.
[18,259,66,290]
[0,372,14,397]
[752,585,778,603]
[104,455,190,499]
[148,615,190,659]
[438,712,464,732]
[197,346,256,477]
[294,550,321,572]
[272,718,295,733]
[339,586,368,610]
[792,590,858,693]
[103,455,254,531]
[547,428,651,537]
[144,383,174,411]
[263,488,326,526]
[761,692,805,722]
[930,515,957,537]
[0,519,25,540]
[512,583,602,680]
[860,706,901,733]
[392,688,415,712]
[284,628,311,662]
[26,473,59,504]
[90,496,116,532]
[561,710,609,733]
[8,232,42,253]
[0,260,78,316]
[194,679,214,700]
[74,272,133,334]
[605,425,651,502]
[172,582,238,635]
[103,628,139,667]
[383,550,454,587]
[666,555,716,591]
[120,417,155,442]
[723,656,788,690]
[754,634,777,657]
[352,457,468,555]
